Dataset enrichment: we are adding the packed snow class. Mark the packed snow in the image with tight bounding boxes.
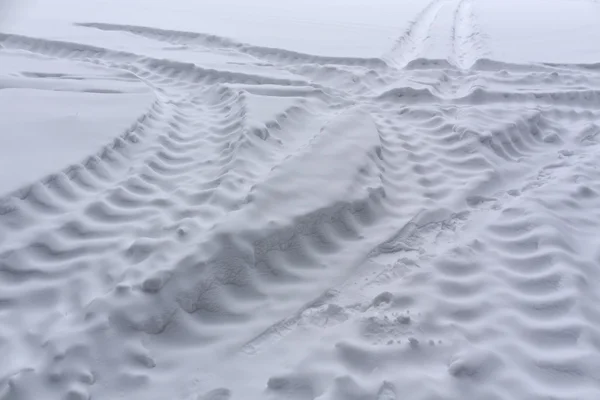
[2,1,600,399]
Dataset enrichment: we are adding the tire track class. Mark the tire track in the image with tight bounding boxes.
[383,0,449,68]
[451,0,490,69]
[0,31,388,400]
[76,22,389,70]
[226,55,600,400]
[4,18,600,400]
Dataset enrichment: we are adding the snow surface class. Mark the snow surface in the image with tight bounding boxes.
[0,51,153,195]
[2,0,600,399]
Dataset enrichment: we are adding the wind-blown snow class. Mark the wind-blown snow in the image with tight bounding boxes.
[2,1,600,400]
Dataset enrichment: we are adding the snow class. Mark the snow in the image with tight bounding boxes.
[2,1,600,400]
[478,0,600,64]
[0,51,153,195]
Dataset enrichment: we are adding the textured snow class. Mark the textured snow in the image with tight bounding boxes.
[2,1,600,400]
